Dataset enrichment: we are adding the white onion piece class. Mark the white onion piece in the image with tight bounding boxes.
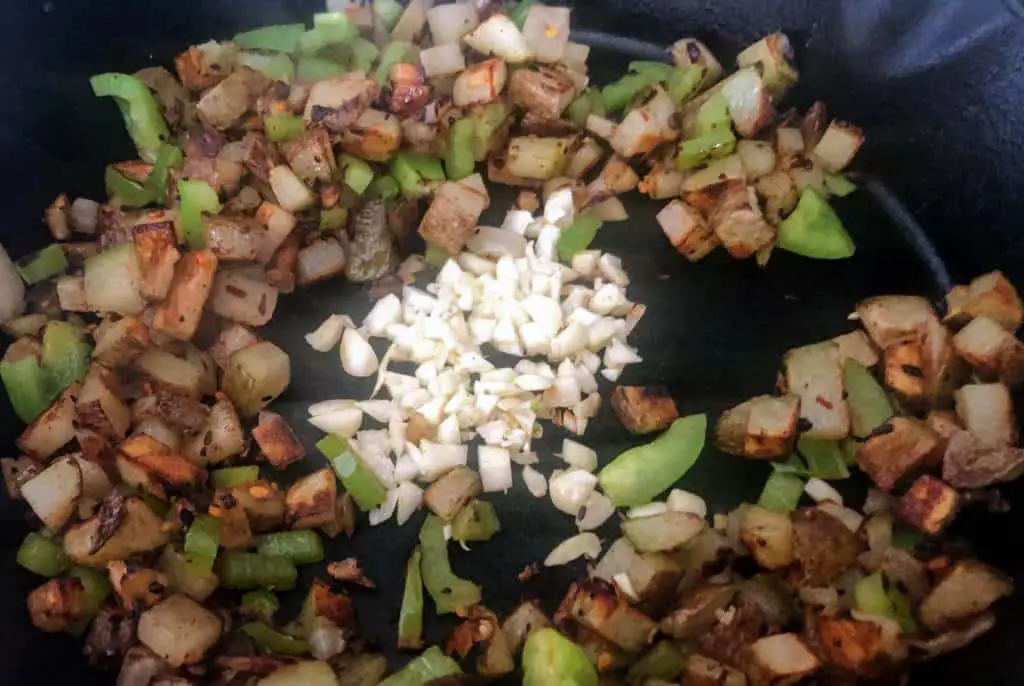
[519,322,551,357]
[364,295,402,337]
[368,488,399,526]
[371,344,398,398]
[467,227,527,259]
[820,501,864,533]
[549,323,588,361]
[612,572,639,601]
[627,502,668,519]
[510,450,539,465]
[598,254,630,287]
[308,399,357,417]
[69,198,100,235]
[309,617,347,661]
[477,446,513,493]
[667,489,708,518]
[515,374,553,391]
[426,2,479,45]
[544,532,601,567]
[0,245,26,324]
[805,478,843,506]
[308,408,363,438]
[604,339,643,367]
[463,14,534,63]
[560,439,598,472]
[522,294,563,335]
[437,415,461,444]
[358,400,396,424]
[420,44,466,77]
[543,187,575,225]
[416,441,468,481]
[589,283,627,316]
[601,367,623,382]
[575,393,602,421]
[395,481,424,526]
[522,465,547,497]
[459,252,497,275]
[577,490,615,531]
[341,328,379,377]
[570,251,600,279]
[305,314,351,352]
[549,469,598,516]
[394,453,420,483]
[535,224,561,262]
[502,209,534,235]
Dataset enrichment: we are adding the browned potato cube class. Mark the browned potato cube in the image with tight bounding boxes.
[119,434,206,487]
[815,615,905,677]
[954,382,1018,447]
[883,341,926,404]
[740,505,794,570]
[210,489,254,549]
[132,221,181,301]
[27,577,85,633]
[610,385,679,435]
[285,468,337,530]
[659,583,738,640]
[832,330,879,367]
[919,560,1013,632]
[17,387,76,460]
[138,594,222,667]
[153,249,218,341]
[281,129,336,183]
[810,120,865,173]
[232,480,286,532]
[680,155,745,213]
[743,633,820,686]
[339,109,403,162]
[941,430,1024,489]
[926,409,962,441]
[856,295,937,349]
[744,394,800,459]
[303,75,380,132]
[252,411,306,469]
[790,507,864,586]
[656,199,719,262]
[424,466,481,521]
[93,315,149,367]
[898,475,960,535]
[63,496,170,567]
[418,193,479,256]
[855,416,940,492]
[107,560,168,612]
[683,654,747,686]
[173,42,235,91]
[709,184,775,259]
[561,579,657,653]
[944,270,1024,331]
[508,68,574,120]
[307,579,355,630]
[784,341,849,440]
[953,316,1008,376]
[75,365,131,442]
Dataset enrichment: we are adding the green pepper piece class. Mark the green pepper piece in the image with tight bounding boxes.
[398,546,425,651]
[557,215,603,261]
[523,628,598,686]
[776,188,856,259]
[234,24,306,54]
[508,0,539,29]
[297,57,347,83]
[824,172,858,198]
[379,646,463,686]
[626,640,687,682]
[105,165,155,208]
[445,117,477,180]
[676,128,737,170]
[317,435,387,511]
[248,52,295,82]
[376,41,417,85]
[348,36,381,74]
[695,93,731,134]
[598,414,707,507]
[264,113,306,143]
[771,454,809,476]
[419,515,481,614]
[41,320,89,396]
[240,590,280,622]
[146,143,184,204]
[256,531,325,565]
[892,523,926,551]
[320,207,349,230]
[373,0,405,29]
[668,66,703,105]
[854,572,894,618]
[758,472,805,512]
[16,244,68,285]
[17,533,69,577]
[184,514,221,573]
[628,61,675,81]
[211,465,260,490]
[566,94,593,128]
[601,72,660,114]
[242,622,310,656]
[842,438,858,467]
[472,101,513,161]
[69,565,112,619]
[392,152,444,198]
[366,175,400,201]
[842,358,894,438]
[300,13,358,55]
[217,551,298,591]
[888,586,919,636]
[450,500,501,542]
[1,356,54,423]
[796,435,850,480]
[90,73,170,163]
[177,178,222,249]
[338,154,376,195]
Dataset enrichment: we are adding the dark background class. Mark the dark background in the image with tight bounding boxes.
[0,0,1022,683]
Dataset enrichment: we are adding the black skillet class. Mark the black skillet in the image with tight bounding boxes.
[1,1,1023,683]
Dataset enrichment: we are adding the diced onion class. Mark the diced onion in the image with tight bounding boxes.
[544,532,601,567]
[804,478,843,506]
[560,439,598,472]
[426,2,479,45]
[627,502,668,519]
[463,14,534,63]
[548,469,598,516]
[467,227,527,259]
[420,44,467,77]
[341,328,379,378]
[522,465,547,497]
[416,441,468,481]
[308,407,363,438]
[309,617,347,661]
[820,501,864,533]
[364,295,402,337]
[308,399,357,417]
[395,481,424,526]
[667,489,708,518]
[576,491,615,531]
[477,445,513,493]
[306,314,352,352]
[369,488,399,526]
[612,572,639,601]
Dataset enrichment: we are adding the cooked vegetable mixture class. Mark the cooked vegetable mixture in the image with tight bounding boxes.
[0,0,1016,684]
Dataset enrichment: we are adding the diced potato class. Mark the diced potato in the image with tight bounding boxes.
[567,137,605,180]
[133,390,209,434]
[135,348,203,397]
[307,578,355,630]
[268,164,315,213]
[754,170,798,224]
[856,295,938,349]
[572,624,633,673]
[682,654,747,686]
[955,382,1017,447]
[919,560,1013,632]
[595,537,683,607]
[182,394,245,466]
[691,67,773,138]
[203,216,269,263]
[610,385,679,435]
[151,250,218,341]
[304,74,379,132]
[898,475,959,535]
[93,315,149,368]
[64,496,170,567]
[75,364,132,442]
[116,454,166,500]
[561,579,657,653]
[737,33,798,97]
[680,155,746,213]
[196,67,265,130]
[656,199,718,261]
[210,488,254,549]
[133,221,182,301]
[453,58,509,107]
[221,341,291,417]
[17,387,76,460]
[855,416,940,492]
[659,583,738,640]
[744,395,800,459]
[832,330,879,367]
[774,127,805,156]
[508,67,573,119]
[621,511,706,553]
[418,193,479,256]
[108,560,168,612]
[20,457,82,531]
[736,140,777,180]
[944,271,1024,331]
[588,155,640,198]
[810,121,864,173]
[502,601,552,655]
[942,429,1024,489]
[907,612,996,661]
[611,88,677,158]
[282,129,336,184]
[159,545,218,602]
[424,466,481,521]
[339,109,403,162]
[138,594,223,667]
[815,615,905,677]
[926,409,962,441]
[710,184,775,259]
[668,38,723,85]
[790,507,863,586]
[739,506,793,570]
[882,341,926,404]
[27,577,85,633]
[285,468,337,530]
[784,341,849,440]
[505,135,576,180]
[120,433,206,486]
[259,661,339,686]
[208,322,260,369]
[174,40,237,91]
[952,316,1024,384]
[253,411,305,469]
[744,633,820,686]
[232,480,287,532]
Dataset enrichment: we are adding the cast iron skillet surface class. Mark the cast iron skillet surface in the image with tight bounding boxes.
[2,1,1024,683]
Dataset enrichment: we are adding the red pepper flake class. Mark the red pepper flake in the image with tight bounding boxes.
[814,395,834,410]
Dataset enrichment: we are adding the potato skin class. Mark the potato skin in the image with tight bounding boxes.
[611,385,679,435]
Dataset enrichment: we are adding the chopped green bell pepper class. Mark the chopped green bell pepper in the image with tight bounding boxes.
[184,514,221,573]
[17,533,69,577]
[523,628,598,686]
[842,358,894,438]
[16,244,68,285]
[41,320,89,397]
[445,117,477,180]
[319,207,349,230]
[243,622,310,656]
[256,531,324,565]
[824,172,858,198]
[297,57,347,83]
[601,72,661,114]
[451,500,501,542]
[854,571,893,617]
[758,471,805,512]
[398,546,424,651]
[1,355,54,423]
[177,178,222,249]
[628,60,675,82]
[557,215,603,261]
[338,154,375,195]
[626,640,687,682]
[566,88,606,128]
[247,52,295,82]
[777,188,856,259]
[392,152,445,198]
[105,165,155,208]
[366,175,400,201]
[240,590,280,622]
[509,0,539,29]
[233,24,306,54]
[888,586,919,635]
[217,551,298,591]
[90,73,171,163]
[317,435,387,511]
[211,465,260,489]
[598,414,707,507]
[668,66,703,105]
[300,13,358,55]
[264,113,306,143]
[69,565,112,619]
[678,93,736,170]
[379,646,462,686]
[373,0,405,30]
[796,435,850,480]
[424,243,448,268]
[348,36,381,74]
[419,515,481,614]
[146,143,184,204]
[472,101,512,161]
